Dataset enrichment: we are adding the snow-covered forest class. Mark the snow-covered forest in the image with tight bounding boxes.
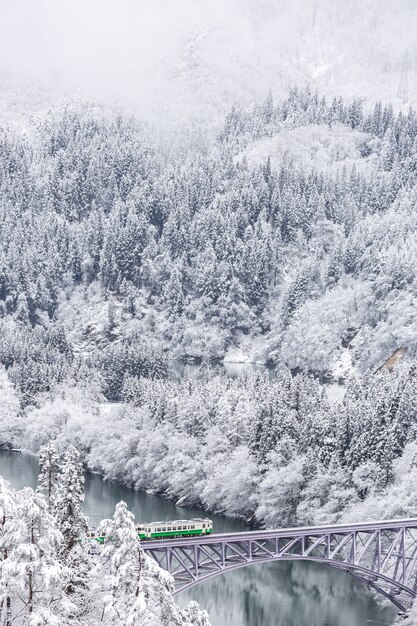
[3,0,417,623]
[2,88,417,376]
[1,87,417,533]
[0,442,211,626]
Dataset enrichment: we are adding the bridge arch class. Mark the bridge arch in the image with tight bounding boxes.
[172,555,415,611]
[142,518,417,613]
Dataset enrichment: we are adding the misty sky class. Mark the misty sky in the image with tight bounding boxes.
[1,0,417,125]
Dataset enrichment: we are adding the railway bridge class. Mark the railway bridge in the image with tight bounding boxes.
[142,517,417,611]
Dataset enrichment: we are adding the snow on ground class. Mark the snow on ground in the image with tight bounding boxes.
[329,347,355,381]
[223,335,267,365]
[325,346,357,404]
[223,347,253,364]
[238,124,377,174]
[325,382,346,405]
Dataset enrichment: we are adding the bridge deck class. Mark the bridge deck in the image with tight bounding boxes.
[142,517,417,549]
[141,517,417,611]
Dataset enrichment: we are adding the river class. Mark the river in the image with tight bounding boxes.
[0,451,397,626]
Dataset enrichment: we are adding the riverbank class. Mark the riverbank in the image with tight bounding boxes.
[4,364,417,533]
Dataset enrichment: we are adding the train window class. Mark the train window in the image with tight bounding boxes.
[183,526,187,530]
[172,526,177,531]
[157,528,161,532]
[167,527,171,531]
[162,527,166,532]
[191,525,195,529]
[202,524,205,528]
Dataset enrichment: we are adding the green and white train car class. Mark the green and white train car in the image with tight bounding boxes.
[136,517,213,540]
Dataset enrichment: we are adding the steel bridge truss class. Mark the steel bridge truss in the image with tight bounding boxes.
[142,519,417,611]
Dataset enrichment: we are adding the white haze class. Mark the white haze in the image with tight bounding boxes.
[1,0,417,125]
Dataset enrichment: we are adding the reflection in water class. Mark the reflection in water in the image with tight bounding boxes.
[178,561,396,626]
[168,360,346,405]
[168,360,269,381]
[0,452,397,626]
[0,449,39,490]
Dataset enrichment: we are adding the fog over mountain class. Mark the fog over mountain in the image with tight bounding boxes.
[2,0,417,125]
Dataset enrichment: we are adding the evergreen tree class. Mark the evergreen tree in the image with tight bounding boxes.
[37,441,60,511]
[97,501,144,624]
[0,488,71,625]
[54,446,88,554]
[164,266,185,318]
[15,293,30,325]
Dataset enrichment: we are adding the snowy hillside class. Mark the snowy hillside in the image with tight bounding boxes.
[1,89,417,380]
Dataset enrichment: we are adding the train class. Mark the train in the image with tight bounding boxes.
[87,517,213,544]
[136,517,213,540]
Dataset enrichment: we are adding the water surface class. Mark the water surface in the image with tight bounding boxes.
[0,451,397,626]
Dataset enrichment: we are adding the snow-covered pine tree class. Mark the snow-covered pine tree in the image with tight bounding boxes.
[37,441,59,510]
[180,601,212,626]
[52,445,92,606]
[97,500,143,624]
[54,445,88,554]
[0,477,15,626]
[0,487,72,625]
[98,500,212,626]
[164,265,185,318]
